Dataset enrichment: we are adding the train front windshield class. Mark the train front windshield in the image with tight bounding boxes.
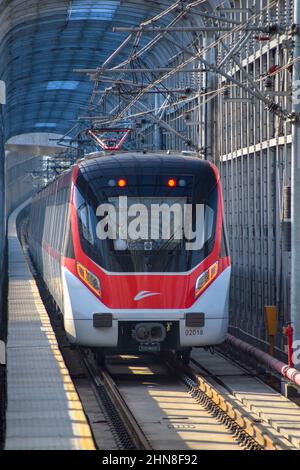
[75,172,218,273]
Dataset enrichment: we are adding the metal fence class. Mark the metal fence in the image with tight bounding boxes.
[138,0,294,355]
[217,0,292,353]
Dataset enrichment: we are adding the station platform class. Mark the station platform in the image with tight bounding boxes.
[5,201,95,450]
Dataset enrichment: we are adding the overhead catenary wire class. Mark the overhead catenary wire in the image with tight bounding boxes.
[103,33,298,129]
[71,0,282,145]
[88,0,195,108]
[96,0,280,125]
[83,49,300,133]
[88,0,219,107]
[98,57,293,129]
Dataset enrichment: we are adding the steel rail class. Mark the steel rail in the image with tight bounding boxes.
[80,350,152,451]
[99,367,152,450]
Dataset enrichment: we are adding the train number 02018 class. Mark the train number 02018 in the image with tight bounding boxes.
[185,328,203,336]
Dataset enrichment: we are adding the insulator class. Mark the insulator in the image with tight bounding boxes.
[223,87,230,98]
[264,77,273,90]
[254,35,270,41]
[268,64,279,75]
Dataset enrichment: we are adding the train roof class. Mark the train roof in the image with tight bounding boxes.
[77,152,217,181]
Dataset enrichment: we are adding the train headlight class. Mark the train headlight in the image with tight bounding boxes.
[76,262,101,298]
[195,262,218,298]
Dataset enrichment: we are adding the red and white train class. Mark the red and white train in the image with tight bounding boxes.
[28,152,230,362]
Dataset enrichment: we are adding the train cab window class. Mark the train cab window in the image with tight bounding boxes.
[75,158,219,273]
[108,196,186,252]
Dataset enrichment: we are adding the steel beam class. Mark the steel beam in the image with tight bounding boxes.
[113,25,281,33]
[218,31,252,69]
[202,34,215,160]
[94,88,195,94]
[102,34,133,68]
[74,68,207,74]
[291,3,300,345]
[154,93,162,150]
[219,38,263,99]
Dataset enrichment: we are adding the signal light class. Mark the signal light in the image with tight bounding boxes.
[167,178,177,188]
[117,178,127,187]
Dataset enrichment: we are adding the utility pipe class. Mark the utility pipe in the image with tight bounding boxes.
[225,334,300,387]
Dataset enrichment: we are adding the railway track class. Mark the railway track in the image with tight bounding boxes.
[19,221,300,452]
[83,353,243,450]
[78,351,282,451]
[80,350,300,451]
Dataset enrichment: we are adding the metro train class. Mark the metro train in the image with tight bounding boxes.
[28,152,230,363]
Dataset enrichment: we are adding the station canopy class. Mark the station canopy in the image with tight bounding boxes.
[0,0,227,140]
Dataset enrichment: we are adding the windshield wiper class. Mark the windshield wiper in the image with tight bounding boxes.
[146,226,184,265]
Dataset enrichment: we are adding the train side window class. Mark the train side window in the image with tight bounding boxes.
[220,218,229,258]
[204,206,215,241]
[78,203,95,245]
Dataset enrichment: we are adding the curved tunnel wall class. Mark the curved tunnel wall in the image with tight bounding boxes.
[5,133,64,215]
[5,149,43,216]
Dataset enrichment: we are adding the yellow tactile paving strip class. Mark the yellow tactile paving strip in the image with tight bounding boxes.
[5,201,95,450]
